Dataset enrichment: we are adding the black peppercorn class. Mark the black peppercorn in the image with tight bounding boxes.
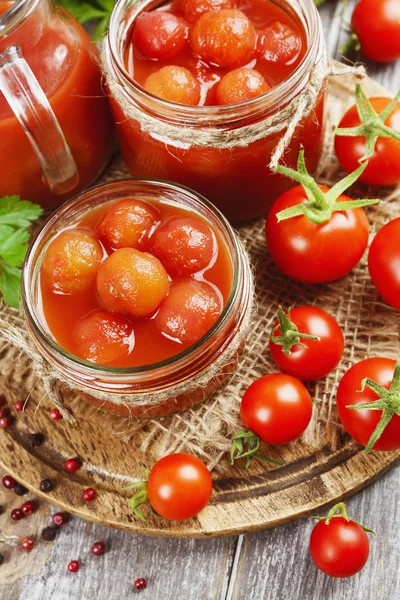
[13,483,28,496]
[0,554,4,566]
[29,433,44,448]
[41,526,58,542]
[0,505,4,515]
[39,478,53,493]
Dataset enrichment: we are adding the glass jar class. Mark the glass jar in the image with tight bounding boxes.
[103,0,326,222]
[22,179,252,418]
[0,0,115,209]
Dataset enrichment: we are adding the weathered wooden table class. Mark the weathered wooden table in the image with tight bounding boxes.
[0,1,399,598]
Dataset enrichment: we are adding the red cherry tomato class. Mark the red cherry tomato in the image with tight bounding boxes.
[310,513,370,578]
[147,454,212,520]
[368,217,400,311]
[336,358,400,451]
[265,185,370,284]
[180,0,234,24]
[144,66,201,105]
[335,97,400,186]
[256,20,302,64]
[351,0,400,63]
[270,307,344,381]
[240,374,313,445]
[215,68,269,105]
[133,12,189,60]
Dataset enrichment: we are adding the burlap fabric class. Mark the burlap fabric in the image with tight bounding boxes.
[0,71,399,471]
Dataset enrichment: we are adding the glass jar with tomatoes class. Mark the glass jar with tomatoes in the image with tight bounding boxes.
[22,179,252,419]
[103,0,326,222]
[0,0,115,209]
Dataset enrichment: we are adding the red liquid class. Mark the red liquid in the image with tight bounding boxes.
[126,0,307,105]
[110,0,325,222]
[0,2,114,208]
[39,198,233,368]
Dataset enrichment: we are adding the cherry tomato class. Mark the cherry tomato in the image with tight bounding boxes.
[133,12,188,60]
[148,454,212,520]
[270,307,344,381]
[336,358,400,451]
[240,374,312,445]
[144,66,201,106]
[265,185,370,284]
[256,20,302,64]
[335,97,400,186]
[351,0,400,63]
[368,217,400,311]
[310,505,370,578]
[215,68,269,105]
[180,0,234,24]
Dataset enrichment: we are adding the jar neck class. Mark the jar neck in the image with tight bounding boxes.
[22,179,251,395]
[0,0,43,38]
[106,0,325,127]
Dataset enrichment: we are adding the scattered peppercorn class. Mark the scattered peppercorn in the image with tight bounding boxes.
[67,560,79,573]
[21,501,36,516]
[91,541,105,556]
[49,408,62,421]
[65,458,81,473]
[52,512,68,527]
[134,578,148,592]
[0,554,4,566]
[2,475,16,489]
[14,401,24,412]
[13,483,28,497]
[29,433,44,448]
[82,488,96,502]
[0,416,12,429]
[39,478,53,493]
[20,536,34,552]
[11,508,24,521]
[41,526,58,542]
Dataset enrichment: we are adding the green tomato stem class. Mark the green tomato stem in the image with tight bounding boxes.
[270,306,320,355]
[313,501,375,534]
[230,429,282,469]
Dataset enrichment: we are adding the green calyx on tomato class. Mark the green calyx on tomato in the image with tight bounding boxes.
[334,84,400,162]
[274,149,379,225]
[230,429,282,469]
[123,480,149,521]
[347,362,400,453]
[313,502,375,535]
[270,306,320,355]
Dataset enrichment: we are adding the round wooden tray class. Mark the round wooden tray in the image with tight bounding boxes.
[0,68,399,538]
[0,401,398,538]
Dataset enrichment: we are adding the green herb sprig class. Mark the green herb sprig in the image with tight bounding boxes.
[0,196,43,308]
[59,0,116,40]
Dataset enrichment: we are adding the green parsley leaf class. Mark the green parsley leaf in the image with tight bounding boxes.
[58,0,116,40]
[0,196,43,308]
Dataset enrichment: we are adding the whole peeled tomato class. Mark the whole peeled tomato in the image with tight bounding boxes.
[215,68,269,105]
[144,66,201,106]
[335,97,400,186]
[147,454,212,520]
[155,279,222,344]
[256,20,302,64]
[96,248,169,318]
[336,357,400,451]
[351,0,400,63]
[265,185,370,284]
[191,9,256,69]
[180,0,234,24]
[133,12,188,60]
[270,306,344,381]
[368,217,400,310]
[240,373,313,445]
[310,511,370,578]
[41,229,103,294]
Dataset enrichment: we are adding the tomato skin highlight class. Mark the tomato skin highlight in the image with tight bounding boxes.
[310,517,370,578]
[147,454,212,520]
[265,185,369,284]
[335,97,400,186]
[270,307,344,381]
[351,0,400,63]
[368,217,400,311]
[336,358,400,451]
[240,374,313,445]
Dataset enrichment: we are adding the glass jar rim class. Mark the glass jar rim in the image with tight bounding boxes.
[22,178,246,384]
[106,0,324,123]
[0,0,39,37]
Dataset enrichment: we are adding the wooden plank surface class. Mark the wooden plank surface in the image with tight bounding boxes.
[0,1,399,598]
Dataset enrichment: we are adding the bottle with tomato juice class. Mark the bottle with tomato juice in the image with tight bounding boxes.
[0,0,115,208]
[103,0,326,222]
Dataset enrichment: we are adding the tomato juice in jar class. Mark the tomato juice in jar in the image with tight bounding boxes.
[0,0,115,208]
[22,180,252,418]
[104,0,326,222]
